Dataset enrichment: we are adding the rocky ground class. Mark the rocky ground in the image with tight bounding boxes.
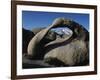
[22,54,55,68]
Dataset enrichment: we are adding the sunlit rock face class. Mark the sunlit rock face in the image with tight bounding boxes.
[44,39,89,66]
[27,29,57,60]
[22,28,35,53]
[23,18,89,68]
[43,18,89,66]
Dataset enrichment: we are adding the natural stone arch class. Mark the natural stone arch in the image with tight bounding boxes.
[43,18,89,66]
[27,18,89,66]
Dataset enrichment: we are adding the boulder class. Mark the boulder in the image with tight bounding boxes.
[22,28,35,53]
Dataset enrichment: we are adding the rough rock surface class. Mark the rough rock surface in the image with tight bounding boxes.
[44,39,89,66]
[22,28,35,53]
[43,18,89,66]
[23,18,89,68]
[22,54,54,68]
[27,29,57,59]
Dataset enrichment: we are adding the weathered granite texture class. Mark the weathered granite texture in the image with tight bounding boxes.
[23,18,89,68]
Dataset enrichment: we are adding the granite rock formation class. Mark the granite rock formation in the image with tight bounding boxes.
[27,28,57,59]
[44,18,89,66]
[22,28,35,53]
[23,18,89,68]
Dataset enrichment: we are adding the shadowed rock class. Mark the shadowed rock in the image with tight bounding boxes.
[22,54,55,68]
[22,28,35,53]
[26,18,89,67]
[27,29,57,59]
[44,18,89,66]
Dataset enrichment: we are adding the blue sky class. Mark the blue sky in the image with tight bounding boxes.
[22,11,89,31]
